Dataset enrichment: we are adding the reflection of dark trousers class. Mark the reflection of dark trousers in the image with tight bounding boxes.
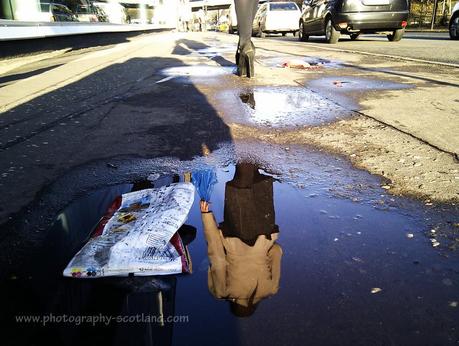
[234,0,258,45]
[221,163,279,246]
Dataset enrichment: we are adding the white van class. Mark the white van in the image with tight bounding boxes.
[228,1,238,33]
[93,2,127,24]
[450,2,459,39]
[252,1,301,37]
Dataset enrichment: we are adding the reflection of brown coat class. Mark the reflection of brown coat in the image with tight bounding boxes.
[202,212,282,306]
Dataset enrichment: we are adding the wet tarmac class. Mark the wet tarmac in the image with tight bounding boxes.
[0,33,458,346]
[1,142,458,346]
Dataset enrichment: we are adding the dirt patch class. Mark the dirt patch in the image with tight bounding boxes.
[229,115,459,203]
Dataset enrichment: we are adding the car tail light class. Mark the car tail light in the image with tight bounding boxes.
[401,21,407,27]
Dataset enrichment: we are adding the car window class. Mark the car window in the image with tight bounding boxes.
[269,3,299,11]
[52,5,63,14]
[40,2,50,12]
[256,4,267,16]
[76,5,93,14]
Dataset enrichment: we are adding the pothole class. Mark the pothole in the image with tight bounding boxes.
[195,44,237,57]
[308,76,412,92]
[1,141,458,345]
[258,55,340,70]
[219,86,353,128]
[161,65,235,79]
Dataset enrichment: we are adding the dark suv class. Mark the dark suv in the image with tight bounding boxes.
[298,0,409,43]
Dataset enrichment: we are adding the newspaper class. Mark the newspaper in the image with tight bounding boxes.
[63,183,195,278]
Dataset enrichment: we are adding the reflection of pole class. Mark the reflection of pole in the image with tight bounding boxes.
[157,291,164,327]
[430,0,438,29]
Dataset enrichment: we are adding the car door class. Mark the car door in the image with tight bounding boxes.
[311,0,329,33]
[52,5,63,22]
[252,4,265,32]
[301,0,316,32]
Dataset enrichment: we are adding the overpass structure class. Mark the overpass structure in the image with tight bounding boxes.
[189,0,232,11]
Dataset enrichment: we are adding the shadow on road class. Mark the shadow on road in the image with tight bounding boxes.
[0,53,232,261]
[172,38,235,67]
[0,51,236,345]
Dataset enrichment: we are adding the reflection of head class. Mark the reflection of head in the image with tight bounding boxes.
[229,301,258,318]
[239,92,256,110]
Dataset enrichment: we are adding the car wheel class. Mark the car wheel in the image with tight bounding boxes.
[449,13,459,40]
[349,33,360,40]
[258,26,266,38]
[325,18,340,44]
[299,21,309,42]
[387,28,404,42]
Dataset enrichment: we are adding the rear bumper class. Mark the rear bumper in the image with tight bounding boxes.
[334,11,409,31]
[265,28,298,33]
[264,24,298,33]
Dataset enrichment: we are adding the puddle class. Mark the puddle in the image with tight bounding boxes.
[258,55,340,70]
[161,65,235,79]
[307,76,413,108]
[220,86,353,128]
[1,142,458,345]
[195,44,237,57]
[308,76,412,92]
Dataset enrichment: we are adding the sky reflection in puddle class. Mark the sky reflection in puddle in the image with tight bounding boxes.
[161,65,235,79]
[221,86,352,128]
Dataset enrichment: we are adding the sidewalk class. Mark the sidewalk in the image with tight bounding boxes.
[0,20,170,41]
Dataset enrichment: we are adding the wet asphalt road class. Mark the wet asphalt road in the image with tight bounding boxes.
[0,31,458,346]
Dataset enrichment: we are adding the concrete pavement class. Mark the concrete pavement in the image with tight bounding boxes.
[0,30,457,229]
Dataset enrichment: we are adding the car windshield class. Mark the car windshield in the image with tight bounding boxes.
[269,2,298,11]
[76,5,94,14]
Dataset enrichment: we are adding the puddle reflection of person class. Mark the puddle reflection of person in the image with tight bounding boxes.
[200,163,282,317]
[234,0,258,77]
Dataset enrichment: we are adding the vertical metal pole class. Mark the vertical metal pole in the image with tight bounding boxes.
[9,0,15,20]
[430,0,438,29]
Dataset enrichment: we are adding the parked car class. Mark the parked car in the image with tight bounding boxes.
[450,2,459,39]
[252,1,301,37]
[228,2,238,33]
[298,0,409,43]
[40,3,78,22]
[74,4,99,22]
[93,2,128,24]
[93,6,108,23]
